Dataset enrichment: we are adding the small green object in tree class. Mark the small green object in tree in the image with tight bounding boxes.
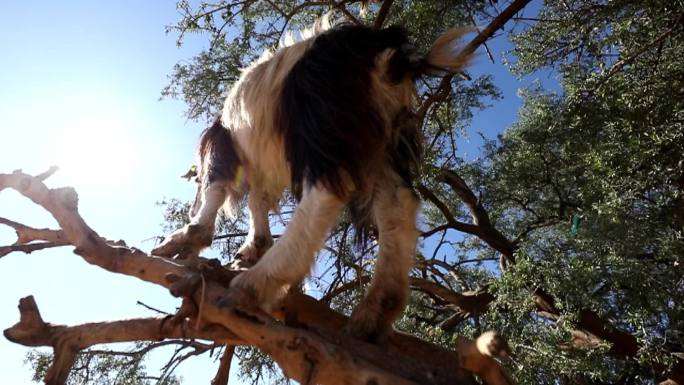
[571,214,582,238]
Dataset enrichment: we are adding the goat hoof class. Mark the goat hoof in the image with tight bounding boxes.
[228,270,287,314]
[476,331,511,359]
[216,287,273,327]
[234,238,271,267]
[217,284,257,311]
[151,237,184,257]
[230,253,257,270]
[344,312,392,344]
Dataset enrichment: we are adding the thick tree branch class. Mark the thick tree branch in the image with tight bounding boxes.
[410,277,494,316]
[1,169,509,385]
[212,345,235,385]
[3,296,242,385]
[373,0,394,29]
[440,170,516,262]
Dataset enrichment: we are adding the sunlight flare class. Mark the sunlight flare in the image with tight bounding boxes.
[51,112,139,190]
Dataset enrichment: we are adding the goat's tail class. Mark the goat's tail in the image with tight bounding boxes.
[423,27,476,74]
[196,118,246,217]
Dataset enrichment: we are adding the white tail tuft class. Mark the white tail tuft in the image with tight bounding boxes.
[426,27,477,74]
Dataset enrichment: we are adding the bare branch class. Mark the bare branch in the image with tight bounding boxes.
[410,278,494,316]
[373,0,394,29]
[416,184,480,235]
[35,166,59,181]
[417,0,533,126]
[212,345,235,385]
[136,300,171,315]
[0,217,67,245]
[440,170,516,262]
[3,296,242,385]
[0,216,70,258]
[0,169,504,385]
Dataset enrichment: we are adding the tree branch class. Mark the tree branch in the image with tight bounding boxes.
[416,184,480,235]
[3,296,242,385]
[373,0,394,29]
[417,0,533,126]
[1,169,509,385]
[410,277,494,316]
[212,345,235,385]
[440,170,516,262]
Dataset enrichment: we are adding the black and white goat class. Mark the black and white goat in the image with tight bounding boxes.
[153,20,471,339]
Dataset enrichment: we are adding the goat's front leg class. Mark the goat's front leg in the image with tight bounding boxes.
[152,182,228,259]
[227,184,344,312]
[346,181,419,342]
[231,191,276,269]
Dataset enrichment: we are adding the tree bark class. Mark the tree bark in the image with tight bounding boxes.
[1,169,511,385]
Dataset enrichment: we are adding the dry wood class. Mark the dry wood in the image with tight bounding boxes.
[1,169,511,385]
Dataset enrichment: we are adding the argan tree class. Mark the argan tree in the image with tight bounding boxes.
[3,0,683,384]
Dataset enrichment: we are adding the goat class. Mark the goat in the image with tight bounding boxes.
[152,20,472,340]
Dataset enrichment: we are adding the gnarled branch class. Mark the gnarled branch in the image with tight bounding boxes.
[1,169,509,385]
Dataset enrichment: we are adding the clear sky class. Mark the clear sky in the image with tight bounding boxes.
[0,1,550,384]
[0,1,217,383]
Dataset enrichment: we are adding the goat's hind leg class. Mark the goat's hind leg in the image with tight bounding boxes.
[152,181,229,259]
[153,118,242,260]
[346,178,419,341]
[231,190,276,269]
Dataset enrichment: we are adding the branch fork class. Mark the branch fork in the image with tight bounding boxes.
[1,168,513,385]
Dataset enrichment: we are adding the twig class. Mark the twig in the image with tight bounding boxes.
[136,301,171,315]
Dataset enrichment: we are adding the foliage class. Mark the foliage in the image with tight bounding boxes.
[28,0,684,384]
[25,346,181,385]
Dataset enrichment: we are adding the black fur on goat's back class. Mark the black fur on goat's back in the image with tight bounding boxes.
[279,24,421,199]
[197,117,242,185]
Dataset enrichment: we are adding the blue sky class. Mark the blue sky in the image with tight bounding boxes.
[0,1,551,384]
[0,1,213,383]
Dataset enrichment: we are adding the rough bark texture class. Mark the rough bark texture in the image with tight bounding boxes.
[1,169,511,385]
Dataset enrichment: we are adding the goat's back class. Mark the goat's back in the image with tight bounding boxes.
[279,25,420,198]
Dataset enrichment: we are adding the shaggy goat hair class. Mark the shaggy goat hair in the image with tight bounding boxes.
[153,22,472,340]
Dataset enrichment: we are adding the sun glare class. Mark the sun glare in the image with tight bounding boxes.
[52,114,139,190]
